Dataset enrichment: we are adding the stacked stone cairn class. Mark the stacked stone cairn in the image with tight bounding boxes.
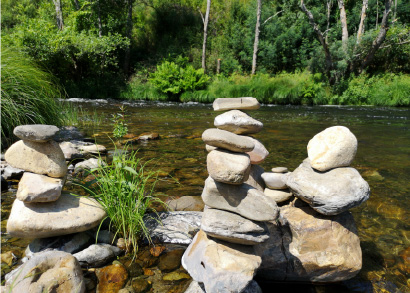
[182,99,371,292]
[182,98,276,293]
[4,125,107,292]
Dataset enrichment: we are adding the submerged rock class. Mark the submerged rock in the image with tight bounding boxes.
[207,149,251,185]
[7,192,106,238]
[13,124,59,142]
[74,244,123,267]
[214,110,263,135]
[167,196,205,212]
[182,230,261,293]
[185,280,262,293]
[307,126,357,171]
[96,263,128,293]
[5,140,67,178]
[201,208,269,245]
[286,159,370,215]
[5,250,85,293]
[202,177,278,222]
[213,97,260,111]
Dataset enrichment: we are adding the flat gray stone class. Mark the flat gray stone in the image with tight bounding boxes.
[271,167,288,173]
[261,172,288,189]
[207,149,251,185]
[201,177,279,222]
[13,125,59,142]
[54,126,84,142]
[16,172,64,202]
[214,110,263,134]
[213,97,260,111]
[144,211,202,245]
[5,250,85,293]
[7,192,107,238]
[73,244,122,267]
[182,230,261,293]
[286,159,370,215]
[202,128,255,153]
[201,208,269,245]
[5,140,67,178]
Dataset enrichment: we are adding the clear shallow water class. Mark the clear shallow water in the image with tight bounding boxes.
[2,100,409,292]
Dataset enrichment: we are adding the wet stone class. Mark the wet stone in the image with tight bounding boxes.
[96,263,128,293]
[158,249,185,272]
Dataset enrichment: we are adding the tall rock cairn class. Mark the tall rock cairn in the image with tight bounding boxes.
[182,98,278,293]
[5,125,106,239]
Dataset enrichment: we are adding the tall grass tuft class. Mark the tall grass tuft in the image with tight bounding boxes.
[1,45,64,148]
[78,149,165,257]
[119,76,168,101]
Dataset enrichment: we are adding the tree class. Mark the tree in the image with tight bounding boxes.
[337,0,348,53]
[356,0,369,44]
[200,0,211,73]
[124,0,134,73]
[252,0,262,75]
[52,0,64,30]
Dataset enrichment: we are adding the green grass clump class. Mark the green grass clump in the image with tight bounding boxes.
[119,76,168,101]
[1,45,64,148]
[79,150,165,256]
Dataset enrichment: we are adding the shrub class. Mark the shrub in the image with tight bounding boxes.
[79,150,165,256]
[1,45,64,148]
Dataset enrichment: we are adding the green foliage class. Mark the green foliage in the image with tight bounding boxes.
[111,106,128,139]
[79,149,165,256]
[149,60,210,98]
[1,45,63,148]
[335,74,410,106]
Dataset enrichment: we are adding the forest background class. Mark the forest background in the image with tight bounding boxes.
[1,0,409,106]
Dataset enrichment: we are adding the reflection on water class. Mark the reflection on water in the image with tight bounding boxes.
[2,100,409,292]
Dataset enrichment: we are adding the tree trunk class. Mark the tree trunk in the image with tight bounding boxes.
[300,0,334,84]
[326,0,333,43]
[252,0,262,75]
[376,0,379,28]
[356,0,368,44]
[74,0,79,10]
[97,0,103,38]
[202,0,211,73]
[360,0,393,72]
[123,0,133,74]
[216,59,221,74]
[52,0,64,30]
[337,0,349,53]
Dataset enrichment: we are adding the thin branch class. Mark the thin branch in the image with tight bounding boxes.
[262,10,283,25]
[198,7,205,24]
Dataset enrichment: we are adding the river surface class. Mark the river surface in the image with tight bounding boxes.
[2,100,409,292]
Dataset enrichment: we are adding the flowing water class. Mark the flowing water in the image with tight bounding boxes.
[1,100,409,292]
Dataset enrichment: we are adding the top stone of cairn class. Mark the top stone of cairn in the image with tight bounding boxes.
[213,98,260,111]
[14,125,60,142]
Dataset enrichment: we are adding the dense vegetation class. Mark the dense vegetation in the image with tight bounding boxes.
[1,0,409,105]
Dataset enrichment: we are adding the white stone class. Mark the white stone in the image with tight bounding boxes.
[214,110,263,134]
[213,97,260,111]
[264,188,293,203]
[307,126,358,171]
[261,172,288,189]
[16,172,64,202]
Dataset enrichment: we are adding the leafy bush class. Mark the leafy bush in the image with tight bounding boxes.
[1,45,64,148]
[79,150,165,256]
[149,61,210,98]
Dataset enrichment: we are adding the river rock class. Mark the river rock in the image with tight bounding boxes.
[214,110,263,134]
[261,172,287,189]
[264,188,293,203]
[201,208,269,245]
[202,177,279,221]
[54,126,84,142]
[207,149,251,185]
[244,164,265,191]
[185,280,262,293]
[167,196,205,212]
[5,250,85,293]
[74,158,106,172]
[286,159,370,215]
[74,244,123,267]
[5,140,67,177]
[16,172,64,202]
[13,125,60,142]
[202,128,255,153]
[1,164,24,180]
[205,144,217,152]
[213,97,260,111]
[59,141,85,160]
[307,126,358,171]
[182,230,261,293]
[7,192,106,238]
[271,167,288,173]
[144,211,202,245]
[95,263,128,293]
[246,138,269,164]
[255,200,362,282]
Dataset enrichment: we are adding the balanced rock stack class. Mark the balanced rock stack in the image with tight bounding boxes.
[182,98,279,292]
[5,125,106,239]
